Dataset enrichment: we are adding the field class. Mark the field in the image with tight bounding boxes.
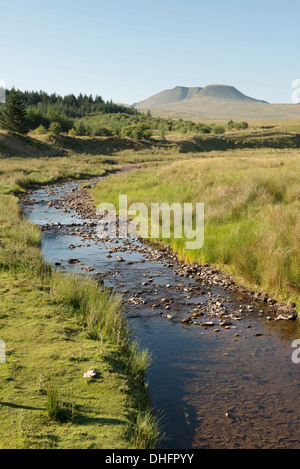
[0,128,299,449]
[92,147,300,308]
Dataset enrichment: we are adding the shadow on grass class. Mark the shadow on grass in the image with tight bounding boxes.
[0,401,45,411]
[76,414,127,427]
[51,135,147,156]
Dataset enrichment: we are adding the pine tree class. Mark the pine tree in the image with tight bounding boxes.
[0,90,28,134]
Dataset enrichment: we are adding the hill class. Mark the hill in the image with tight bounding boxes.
[135,85,267,109]
[198,85,268,102]
[134,85,300,121]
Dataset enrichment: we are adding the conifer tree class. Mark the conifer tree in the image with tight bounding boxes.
[0,90,28,134]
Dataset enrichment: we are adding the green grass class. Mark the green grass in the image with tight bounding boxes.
[0,154,117,195]
[0,271,153,448]
[1,129,299,447]
[92,148,300,309]
[0,142,159,449]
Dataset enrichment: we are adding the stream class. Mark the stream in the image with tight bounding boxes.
[22,180,300,449]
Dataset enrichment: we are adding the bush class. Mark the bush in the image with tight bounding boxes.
[240,121,249,129]
[49,121,62,136]
[227,120,249,131]
[47,112,74,132]
[27,109,49,131]
[212,125,225,134]
[33,125,47,135]
[75,122,90,136]
[94,127,113,137]
[122,124,152,141]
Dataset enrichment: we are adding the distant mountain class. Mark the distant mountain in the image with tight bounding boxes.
[197,85,268,103]
[135,86,203,109]
[134,85,268,110]
[133,85,300,121]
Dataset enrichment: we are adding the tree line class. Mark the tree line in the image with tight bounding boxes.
[0,88,248,140]
[0,88,138,134]
[5,88,137,117]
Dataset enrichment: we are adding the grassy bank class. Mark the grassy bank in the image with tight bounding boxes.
[92,148,300,309]
[1,126,299,162]
[0,152,159,448]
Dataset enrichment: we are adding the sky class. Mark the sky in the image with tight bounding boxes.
[0,0,299,104]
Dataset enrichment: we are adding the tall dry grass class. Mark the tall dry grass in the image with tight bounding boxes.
[93,148,300,305]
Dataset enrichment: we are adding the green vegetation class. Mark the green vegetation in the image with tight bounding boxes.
[72,113,214,139]
[49,121,62,136]
[227,119,249,130]
[92,148,300,309]
[9,88,137,117]
[0,87,256,141]
[0,88,138,136]
[0,90,29,134]
[0,117,299,448]
[0,146,159,449]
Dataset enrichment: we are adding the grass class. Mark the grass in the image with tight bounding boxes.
[0,128,299,447]
[50,271,126,344]
[92,147,300,309]
[126,409,163,449]
[46,386,60,421]
[0,271,154,448]
[0,153,117,195]
[0,138,159,449]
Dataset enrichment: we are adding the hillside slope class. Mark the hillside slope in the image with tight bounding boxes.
[134,85,300,121]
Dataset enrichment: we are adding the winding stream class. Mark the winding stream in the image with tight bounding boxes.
[22,181,300,449]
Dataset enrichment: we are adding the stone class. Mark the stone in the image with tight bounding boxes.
[181,316,192,324]
[115,256,124,262]
[272,303,298,320]
[83,369,98,379]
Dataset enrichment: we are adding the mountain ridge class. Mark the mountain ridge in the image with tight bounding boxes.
[133,85,300,121]
[134,84,268,110]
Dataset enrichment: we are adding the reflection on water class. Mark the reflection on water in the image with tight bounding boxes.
[22,184,300,448]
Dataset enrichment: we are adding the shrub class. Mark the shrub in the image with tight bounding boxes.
[49,121,62,136]
[33,125,47,135]
[94,127,113,137]
[212,125,225,134]
[122,124,152,141]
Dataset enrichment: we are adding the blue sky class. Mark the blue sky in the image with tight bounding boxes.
[1,0,299,103]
